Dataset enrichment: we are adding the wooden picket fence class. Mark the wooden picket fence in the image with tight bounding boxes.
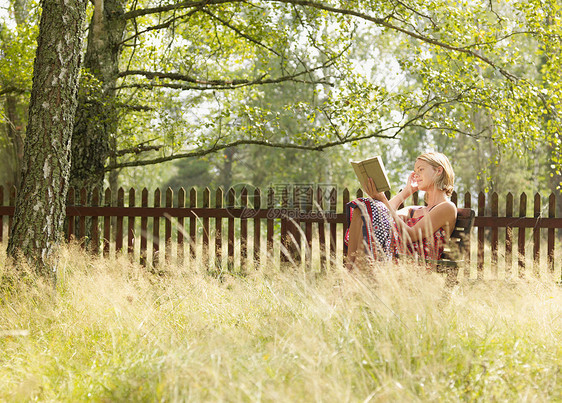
[0,185,560,279]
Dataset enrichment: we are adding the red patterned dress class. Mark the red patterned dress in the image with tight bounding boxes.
[344,199,447,262]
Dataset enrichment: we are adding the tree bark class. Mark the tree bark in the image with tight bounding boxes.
[69,0,126,193]
[7,0,87,275]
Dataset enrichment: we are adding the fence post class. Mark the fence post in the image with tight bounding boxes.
[505,192,513,277]
[152,188,161,267]
[116,188,124,254]
[280,186,289,264]
[240,187,248,270]
[266,187,274,268]
[533,193,541,276]
[189,187,197,264]
[463,192,472,278]
[215,187,223,271]
[91,187,100,255]
[103,188,111,257]
[477,192,485,280]
[340,188,351,264]
[202,187,210,269]
[304,186,313,269]
[177,187,186,265]
[491,192,498,277]
[79,187,87,243]
[518,192,527,277]
[227,187,235,271]
[317,186,327,273]
[140,188,148,266]
[254,188,261,268]
[165,188,173,264]
[548,193,555,274]
[128,188,136,258]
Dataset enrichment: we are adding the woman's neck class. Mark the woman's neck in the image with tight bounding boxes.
[425,188,447,208]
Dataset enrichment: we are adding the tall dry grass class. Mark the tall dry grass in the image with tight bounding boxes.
[0,244,561,402]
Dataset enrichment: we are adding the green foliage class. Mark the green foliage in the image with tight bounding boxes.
[2,0,562,193]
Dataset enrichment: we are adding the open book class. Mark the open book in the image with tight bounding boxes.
[350,156,391,193]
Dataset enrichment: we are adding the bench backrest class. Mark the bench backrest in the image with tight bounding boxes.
[441,208,476,261]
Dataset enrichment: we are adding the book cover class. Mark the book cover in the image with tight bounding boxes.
[350,155,391,193]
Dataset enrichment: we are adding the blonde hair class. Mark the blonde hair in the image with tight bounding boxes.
[416,152,455,197]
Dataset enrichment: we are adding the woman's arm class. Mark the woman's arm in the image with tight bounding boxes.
[364,178,456,242]
[398,202,457,242]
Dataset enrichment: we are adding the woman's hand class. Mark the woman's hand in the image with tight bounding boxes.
[365,178,386,201]
[405,172,419,194]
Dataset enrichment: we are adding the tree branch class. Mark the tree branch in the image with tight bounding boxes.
[268,0,520,81]
[122,0,244,20]
[0,86,27,96]
[111,144,163,157]
[116,59,337,90]
[202,8,281,56]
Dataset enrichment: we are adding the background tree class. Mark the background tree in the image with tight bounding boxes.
[0,0,36,187]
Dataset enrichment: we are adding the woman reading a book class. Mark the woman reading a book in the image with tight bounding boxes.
[345,152,457,270]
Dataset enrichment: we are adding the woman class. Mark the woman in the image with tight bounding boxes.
[345,152,457,270]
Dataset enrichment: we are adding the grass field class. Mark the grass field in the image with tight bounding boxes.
[1,245,561,402]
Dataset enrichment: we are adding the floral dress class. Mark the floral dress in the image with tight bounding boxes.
[344,198,446,262]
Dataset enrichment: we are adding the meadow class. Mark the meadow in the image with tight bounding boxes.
[1,245,561,402]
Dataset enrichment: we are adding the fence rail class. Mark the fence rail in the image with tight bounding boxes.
[0,186,560,279]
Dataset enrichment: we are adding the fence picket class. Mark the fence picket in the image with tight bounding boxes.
[227,188,234,270]
[518,193,527,277]
[280,187,288,264]
[165,188,173,264]
[203,188,210,269]
[254,188,261,267]
[79,187,87,242]
[548,193,555,273]
[533,193,541,276]
[128,188,135,257]
[116,188,124,253]
[177,188,186,264]
[317,186,326,273]
[215,188,223,270]
[491,192,498,276]
[505,193,513,277]
[304,186,313,269]
[266,187,274,267]
[463,192,472,278]
[103,188,111,257]
[340,188,350,264]
[91,187,100,255]
[328,188,338,262]
[477,192,485,279]
[140,188,148,266]
[189,188,197,262]
[153,188,160,266]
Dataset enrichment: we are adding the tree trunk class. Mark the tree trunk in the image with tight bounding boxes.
[7,0,87,275]
[69,0,126,194]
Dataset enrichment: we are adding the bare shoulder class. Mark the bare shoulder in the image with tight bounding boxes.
[433,200,457,217]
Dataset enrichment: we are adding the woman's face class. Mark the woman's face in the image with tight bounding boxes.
[414,159,440,191]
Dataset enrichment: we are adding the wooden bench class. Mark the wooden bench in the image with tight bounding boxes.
[434,207,476,285]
